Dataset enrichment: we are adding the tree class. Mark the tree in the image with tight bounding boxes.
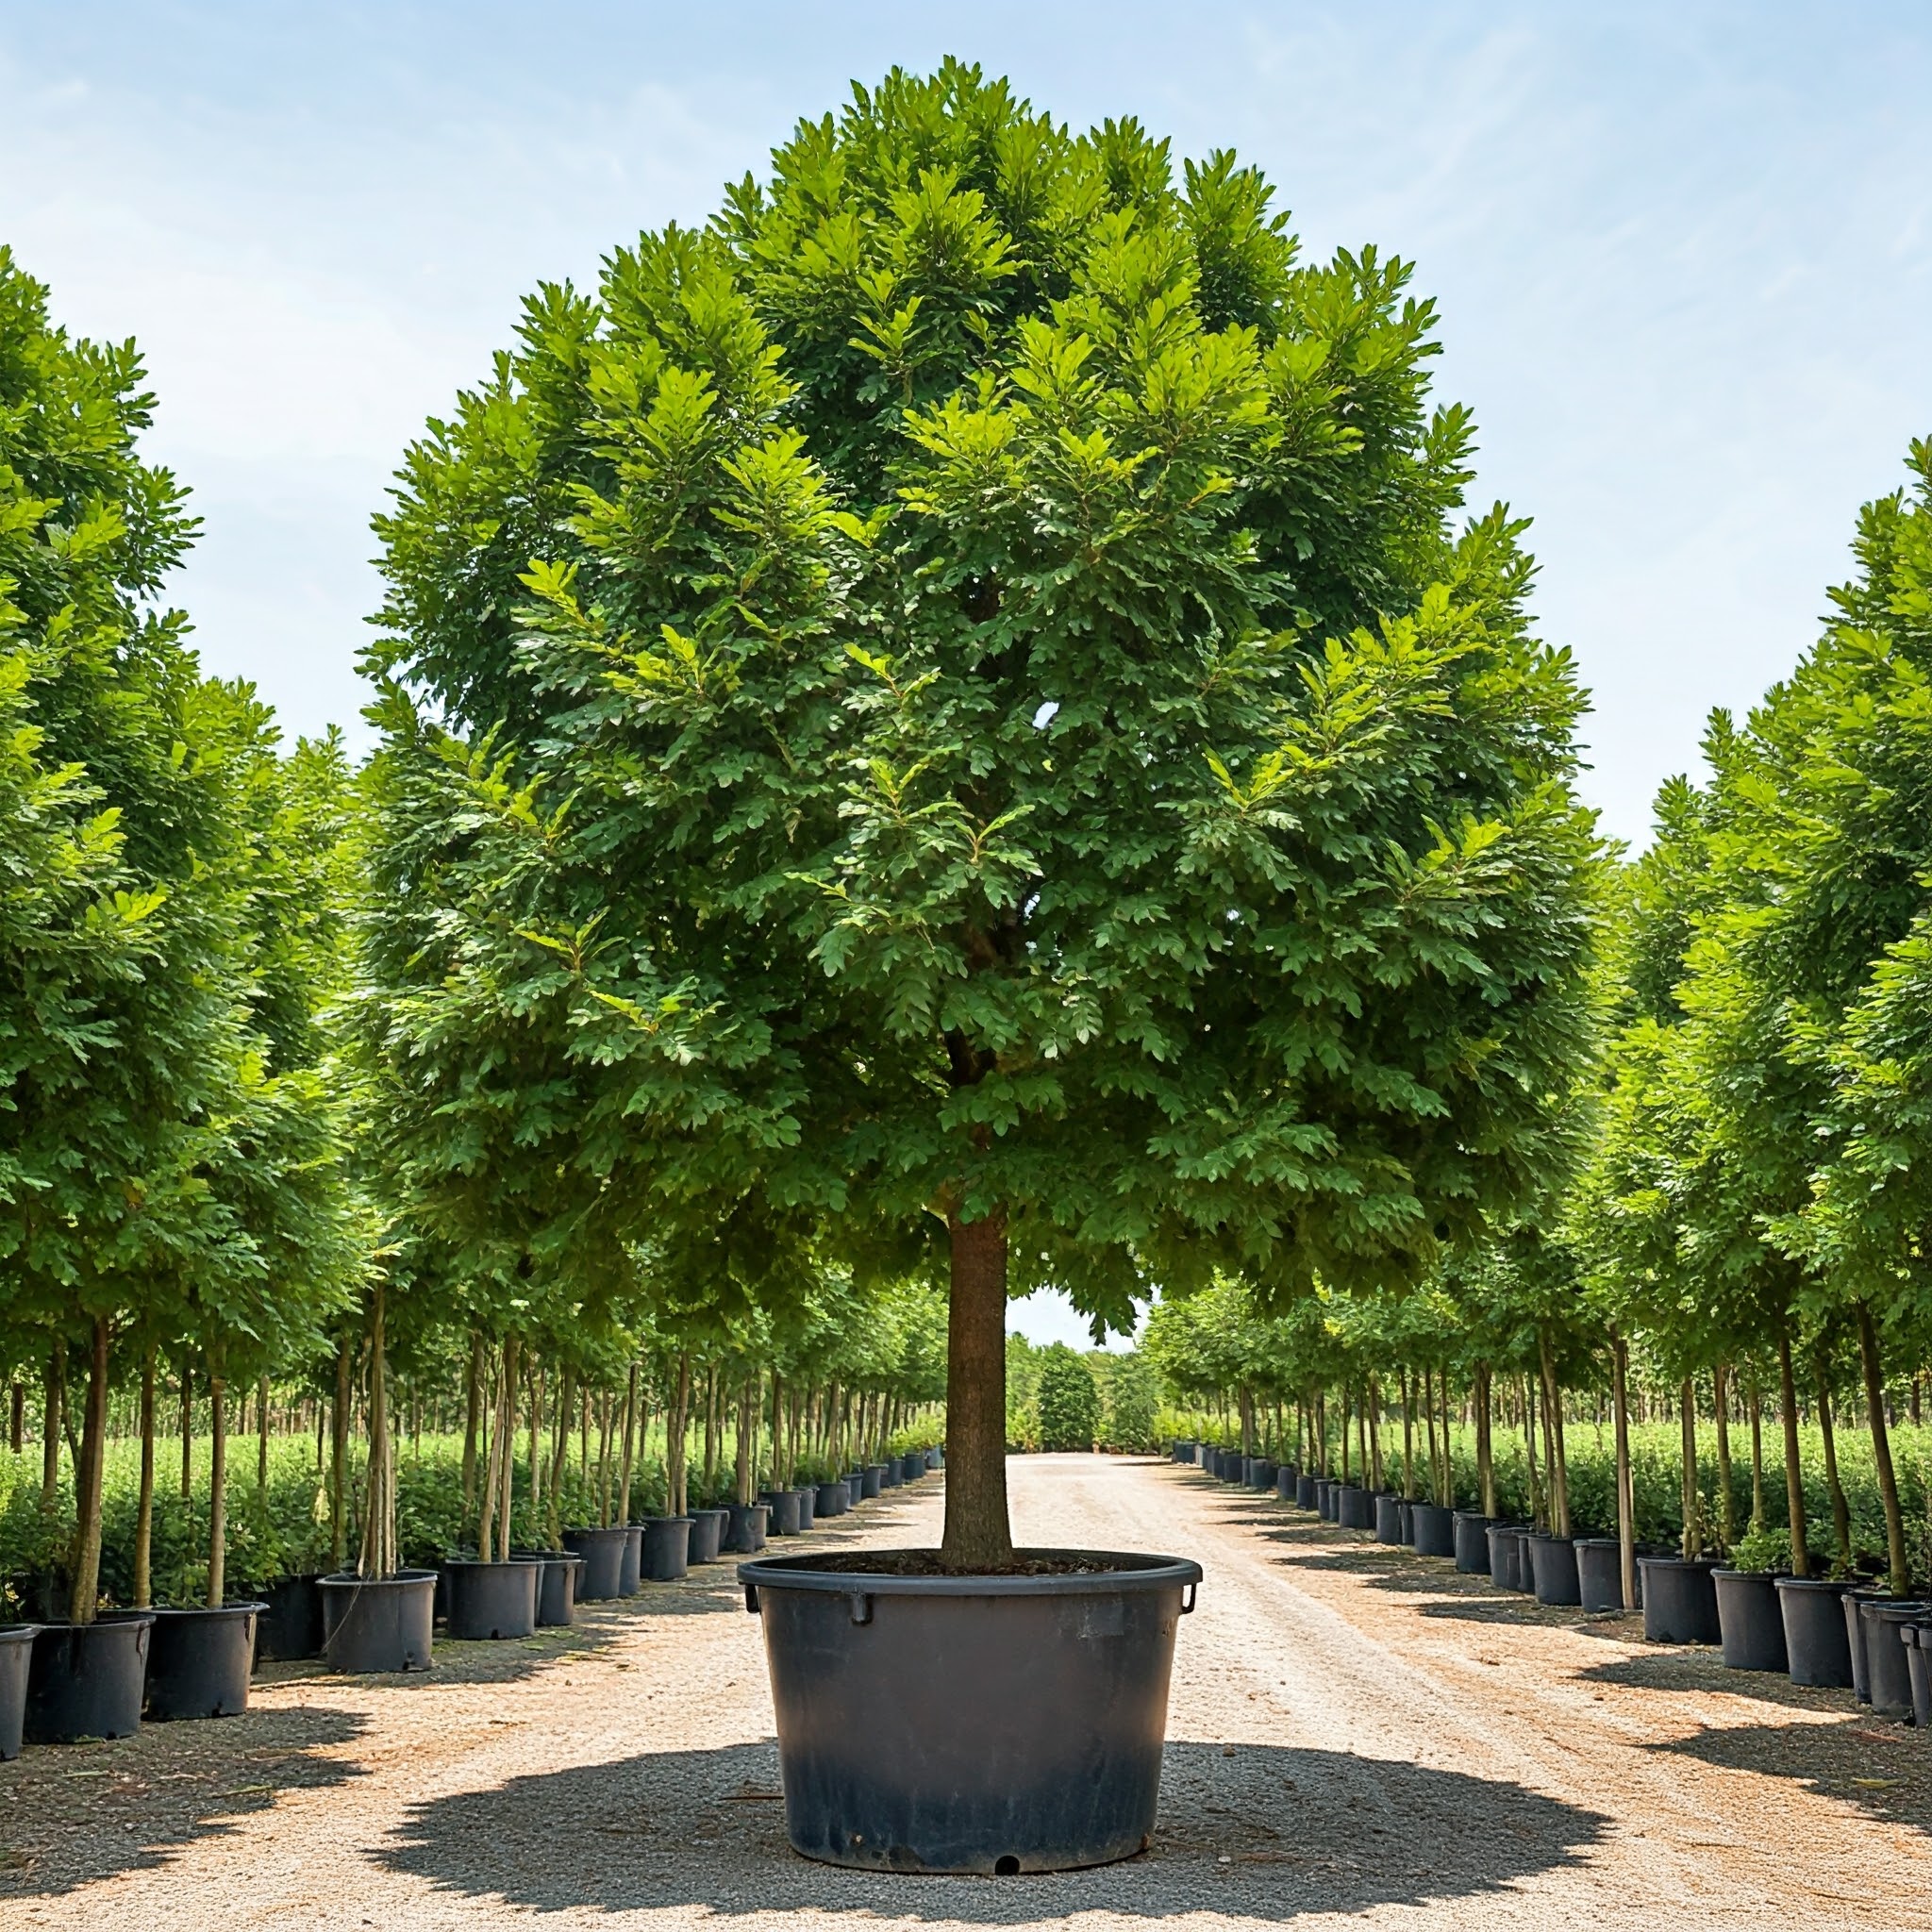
[1036,1344,1101,1452]
[367,63,1598,1571]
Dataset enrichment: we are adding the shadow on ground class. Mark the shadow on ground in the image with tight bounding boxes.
[0,1703,367,1897]
[376,1739,1611,1922]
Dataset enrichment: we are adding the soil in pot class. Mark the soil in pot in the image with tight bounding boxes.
[642,1516,693,1582]
[1861,1599,1927,1720]
[0,1625,42,1759]
[1774,1576,1853,1688]
[25,1615,155,1744]
[512,1551,582,1627]
[1638,1557,1722,1645]
[1530,1535,1581,1607]
[1411,1503,1457,1560]
[442,1560,540,1641]
[145,1603,264,1719]
[321,1571,436,1674]
[1452,1511,1493,1575]
[562,1525,630,1601]
[1712,1569,1788,1673]
[1374,1493,1404,1544]
[1574,1538,1624,1612]
[689,1508,730,1563]
[724,1504,769,1556]
[254,1574,325,1663]
[739,1547,1202,1873]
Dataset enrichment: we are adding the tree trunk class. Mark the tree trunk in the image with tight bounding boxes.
[208,1368,228,1608]
[177,1347,192,1501]
[941,1204,1013,1572]
[1815,1352,1852,1569]
[1854,1302,1909,1594]
[67,1318,111,1626]
[1400,1369,1416,1499]
[1775,1330,1810,1576]
[1539,1331,1570,1536]
[257,1373,272,1496]
[617,1361,639,1526]
[547,1366,574,1544]
[1475,1361,1497,1519]
[9,1379,22,1456]
[1678,1376,1700,1558]
[735,1376,756,1505]
[1367,1375,1383,1491]
[358,1285,395,1578]
[666,1357,691,1518]
[1522,1372,1541,1526]
[496,1336,519,1562]
[703,1367,721,1497]
[42,1343,64,1508]
[1746,1369,1765,1534]
[460,1331,483,1529]
[477,1344,499,1559]
[1612,1333,1637,1610]
[134,1345,157,1609]
[330,1341,351,1571]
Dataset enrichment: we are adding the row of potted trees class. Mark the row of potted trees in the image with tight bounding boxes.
[1176,1441,1932,1728]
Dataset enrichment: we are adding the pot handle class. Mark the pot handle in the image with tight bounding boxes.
[743,1583,760,1615]
[1180,1582,1198,1616]
[849,1592,873,1625]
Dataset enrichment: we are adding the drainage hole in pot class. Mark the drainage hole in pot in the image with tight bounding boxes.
[994,1856,1020,1876]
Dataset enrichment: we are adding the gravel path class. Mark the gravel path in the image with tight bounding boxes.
[3,1455,1927,1929]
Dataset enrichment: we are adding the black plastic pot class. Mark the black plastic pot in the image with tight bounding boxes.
[724,1503,770,1556]
[1312,1477,1332,1519]
[1248,1459,1278,1492]
[0,1625,37,1759]
[861,1466,887,1500]
[1336,1484,1374,1532]
[562,1525,629,1601]
[1397,1499,1416,1545]
[619,1524,645,1595]
[1294,1473,1317,1509]
[1275,1463,1298,1499]
[512,1551,581,1627]
[1171,1440,1195,1463]
[254,1573,325,1663]
[1638,1557,1721,1644]
[816,1480,850,1519]
[1903,1624,1931,1729]
[688,1507,728,1562]
[879,1460,902,1490]
[1773,1575,1853,1688]
[1861,1599,1926,1720]
[844,1471,868,1503]
[1219,1453,1243,1485]
[926,1448,943,1470]
[741,1548,1202,1873]
[145,1603,264,1718]
[1530,1535,1581,1607]
[1374,1493,1404,1544]
[642,1516,693,1582]
[901,1454,925,1482]
[321,1571,435,1673]
[1574,1538,1625,1612]
[1485,1524,1525,1592]
[25,1616,154,1744]
[1452,1511,1492,1575]
[1712,1569,1788,1673]
[442,1560,539,1641]
[1843,1587,1894,1703]
[1411,1503,1457,1560]
[795,1486,818,1530]
[762,1491,804,1537]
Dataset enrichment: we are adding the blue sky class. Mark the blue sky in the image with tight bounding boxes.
[5,4,1930,1347]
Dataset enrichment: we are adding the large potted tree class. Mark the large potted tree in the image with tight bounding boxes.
[365,67,1595,1868]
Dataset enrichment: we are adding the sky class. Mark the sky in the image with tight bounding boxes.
[4,3,1929,1351]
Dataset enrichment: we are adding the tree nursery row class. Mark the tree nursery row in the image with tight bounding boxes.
[5,61,1931,1870]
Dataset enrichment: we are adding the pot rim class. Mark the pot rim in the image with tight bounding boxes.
[441,1557,541,1571]
[738,1547,1203,1598]
[0,1624,42,1643]
[318,1568,438,1590]
[510,1548,584,1566]
[1635,1554,1722,1572]
[30,1612,157,1634]
[1773,1574,1855,1591]
[560,1524,631,1541]
[146,1600,268,1617]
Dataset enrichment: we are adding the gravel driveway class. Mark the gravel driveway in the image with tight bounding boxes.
[3,1454,1926,1928]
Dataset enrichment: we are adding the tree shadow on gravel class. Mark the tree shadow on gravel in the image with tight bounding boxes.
[0,1703,366,1898]
[1575,1649,1842,1705]
[377,1739,1609,1922]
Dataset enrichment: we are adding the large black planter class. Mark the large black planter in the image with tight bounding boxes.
[879,1460,902,1490]
[1171,1440,1195,1464]
[562,1525,629,1601]
[925,1448,943,1470]
[1861,1599,1926,1719]
[1452,1511,1492,1575]
[1411,1503,1457,1559]
[901,1454,925,1482]
[1275,1464,1298,1500]
[1574,1538,1625,1612]
[1712,1569,1787,1673]
[1904,1625,1932,1729]
[1774,1575,1853,1688]
[760,1491,802,1537]
[443,1560,539,1641]
[1336,1484,1374,1532]
[690,1508,730,1563]
[795,1487,818,1530]
[321,1571,435,1673]
[844,1472,868,1504]
[1530,1535,1581,1607]
[1843,1587,1895,1703]
[1313,1478,1333,1519]
[740,1549,1201,1873]
[1248,1459,1278,1492]
[816,1480,850,1519]
[1294,1473,1317,1508]
[861,1466,887,1501]
[254,1573,325,1662]
[25,1616,154,1744]
[0,1625,38,1758]
[145,1603,264,1718]
[619,1524,645,1595]
[642,1516,693,1582]
[724,1503,770,1556]
[1485,1524,1525,1591]
[1638,1557,1721,1644]
[513,1551,582,1627]
[1374,1493,1404,1544]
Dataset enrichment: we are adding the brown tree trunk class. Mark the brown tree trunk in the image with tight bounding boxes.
[1854,1302,1909,1594]
[1711,1362,1733,1553]
[330,1342,351,1571]
[460,1332,483,1533]
[1612,1333,1637,1610]
[1815,1351,1852,1569]
[1475,1361,1497,1519]
[1746,1368,1765,1534]
[134,1344,157,1608]
[1776,1327,1811,1577]
[941,1204,1013,1571]
[1678,1376,1700,1558]
[178,1347,192,1500]
[1539,1331,1570,1536]
[42,1342,64,1508]
[67,1317,111,1625]
[208,1368,228,1607]
[1400,1369,1416,1500]
[8,1379,21,1456]
[617,1361,639,1526]
[257,1373,272,1495]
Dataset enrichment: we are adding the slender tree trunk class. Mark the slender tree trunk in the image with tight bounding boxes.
[9,1379,23,1456]
[1523,1373,1541,1526]
[331,1342,351,1571]
[597,1390,614,1527]
[1400,1370,1415,1499]
[256,1373,272,1496]
[134,1345,157,1609]
[528,1359,544,1525]
[1368,1375,1383,1491]
[547,1366,574,1544]
[1341,1383,1353,1485]
[1777,1328,1811,1577]
[497,1336,520,1562]
[177,1347,192,1501]
[208,1367,228,1608]
[617,1362,639,1525]
[1612,1333,1637,1610]
[1475,1361,1497,1518]
[1539,1331,1570,1536]
[735,1376,755,1505]
[666,1357,691,1518]
[1711,1362,1734,1553]
[42,1343,65,1507]
[477,1344,499,1558]
[1678,1376,1700,1558]
[460,1331,483,1531]
[1815,1352,1852,1569]
[67,1318,111,1625]
[1747,1369,1765,1534]
[358,1286,394,1578]
[1854,1302,1909,1594]
[941,1204,1013,1571]
[703,1367,721,1496]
